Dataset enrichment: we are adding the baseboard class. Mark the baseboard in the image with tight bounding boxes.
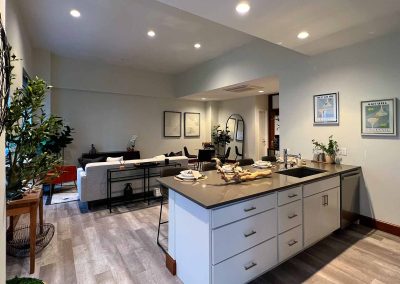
[166,253,176,275]
[359,215,400,237]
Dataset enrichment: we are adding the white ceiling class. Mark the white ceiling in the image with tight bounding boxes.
[184,76,279,101]
[157,0,400,55]
[15,0,253,74]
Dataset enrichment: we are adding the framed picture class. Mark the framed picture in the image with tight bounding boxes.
[184,112,200,137]
[313,93,339,125]
[361,98,397,136]
[226,118,236,139]
[164,111,181,137]
[236,119,244,141]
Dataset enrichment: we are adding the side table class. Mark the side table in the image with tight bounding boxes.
[6,189,43,274]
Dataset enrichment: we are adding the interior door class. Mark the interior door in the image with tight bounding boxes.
[258,110,268,159]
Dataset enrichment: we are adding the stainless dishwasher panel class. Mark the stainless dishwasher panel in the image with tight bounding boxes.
[340,170,360,229]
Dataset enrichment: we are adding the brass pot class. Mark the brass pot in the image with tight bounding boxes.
[325,154,335,164]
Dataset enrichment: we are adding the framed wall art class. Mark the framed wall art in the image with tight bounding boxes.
[361,98,397,136]
[313,93,339,125]
[184,112,200,137]
[163,111,181,137]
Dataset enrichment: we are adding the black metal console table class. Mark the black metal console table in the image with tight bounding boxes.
[106,162,181,212]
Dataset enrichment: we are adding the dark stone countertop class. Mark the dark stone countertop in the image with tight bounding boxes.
[157,160,360,209]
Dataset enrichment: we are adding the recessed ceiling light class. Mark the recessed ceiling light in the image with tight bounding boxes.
[277,42,283,45]
[194,43,201,49]
[147,30,156,38]
[236,2,250,15]
[297,31,309,39]
[258,90,264,93]
[70,9,81,18]
[201,98,206,100]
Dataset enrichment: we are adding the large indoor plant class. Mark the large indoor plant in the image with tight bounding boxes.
[212,125,231,156]
[312,135,339,164]
[5,77,69,199]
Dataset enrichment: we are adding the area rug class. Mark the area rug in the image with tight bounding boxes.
[50,191,79,204]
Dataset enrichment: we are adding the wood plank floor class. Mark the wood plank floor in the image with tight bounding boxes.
[6,200,400,283]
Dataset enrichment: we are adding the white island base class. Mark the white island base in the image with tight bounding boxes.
[167,176,340,284]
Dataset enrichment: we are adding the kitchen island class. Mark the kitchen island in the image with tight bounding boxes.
[157,161,360,284]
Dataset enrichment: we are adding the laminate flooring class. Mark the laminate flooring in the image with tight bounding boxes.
[6,200,400,284]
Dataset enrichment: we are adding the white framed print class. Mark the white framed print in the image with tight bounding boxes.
[313,93,339,125]
[361,98,397,136]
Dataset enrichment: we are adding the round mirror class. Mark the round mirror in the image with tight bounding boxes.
[225,114,245,162]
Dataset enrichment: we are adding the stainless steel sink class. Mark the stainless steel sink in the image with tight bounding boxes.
[277,167,327,178]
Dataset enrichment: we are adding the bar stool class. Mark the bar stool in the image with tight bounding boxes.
[157,166,188,253]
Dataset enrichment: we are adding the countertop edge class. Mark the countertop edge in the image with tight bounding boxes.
[158,164,361,210]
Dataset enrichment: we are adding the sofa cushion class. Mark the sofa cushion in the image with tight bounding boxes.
[78,156,106,169]
[106,156,123,162]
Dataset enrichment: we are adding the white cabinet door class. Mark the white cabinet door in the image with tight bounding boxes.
[304,187,340,247]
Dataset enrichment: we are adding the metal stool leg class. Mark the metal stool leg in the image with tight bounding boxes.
[157,195,168,253]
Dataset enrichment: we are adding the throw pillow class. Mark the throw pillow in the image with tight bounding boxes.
[78,156,106,170]
[106,156,123,162]
[175,151,182,156]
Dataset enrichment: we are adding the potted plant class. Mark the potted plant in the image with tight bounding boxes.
[311,135,339,164]
[5,77,70,199]
[211,125,231,156]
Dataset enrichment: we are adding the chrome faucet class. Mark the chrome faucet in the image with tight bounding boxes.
[283,149,301,169]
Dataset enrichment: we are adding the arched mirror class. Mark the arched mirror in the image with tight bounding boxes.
[225,114,245,161]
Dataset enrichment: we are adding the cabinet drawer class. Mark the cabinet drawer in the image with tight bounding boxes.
[213,237,277,284]
[212,209,277,265]
[212,193,276,229]
[278,186,302,206]
[278,225,303,262]
[278,200,302,234]
[303,176,340,197]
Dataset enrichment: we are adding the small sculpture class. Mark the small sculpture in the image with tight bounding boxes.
[127,135,138,152]
[89,144,97,155]
[213,158,272,183]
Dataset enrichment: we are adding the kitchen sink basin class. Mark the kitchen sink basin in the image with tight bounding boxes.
[277,167,327,178]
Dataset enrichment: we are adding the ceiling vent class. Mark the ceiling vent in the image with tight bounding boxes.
[224,84,262,93]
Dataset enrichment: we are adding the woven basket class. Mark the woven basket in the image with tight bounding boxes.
[6,223,55,258]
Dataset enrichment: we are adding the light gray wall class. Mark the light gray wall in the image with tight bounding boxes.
[5,0,33,88]
[50,55,207,164]
[175,38,306,97]
[280,32,400,225]
[176,29,400,226]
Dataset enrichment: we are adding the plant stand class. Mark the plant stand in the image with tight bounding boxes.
[6,189,44,274]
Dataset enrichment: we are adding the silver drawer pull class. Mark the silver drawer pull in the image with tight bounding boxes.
[243,206,256,212]
[288,214,298,219]
[244,262,257,270]
[244,230,256,238]
[288,193,298,198]
[288,240,298,246]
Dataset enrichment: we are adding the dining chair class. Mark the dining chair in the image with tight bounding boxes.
[157,166,188,253]
[237,158,254,166]
[202,162,216,171]
[235,146,243,161]
[262,155,277,162]
[197,149,214,171]
[223,147,231,162]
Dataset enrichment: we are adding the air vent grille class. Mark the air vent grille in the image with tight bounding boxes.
[224,84,262,93]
